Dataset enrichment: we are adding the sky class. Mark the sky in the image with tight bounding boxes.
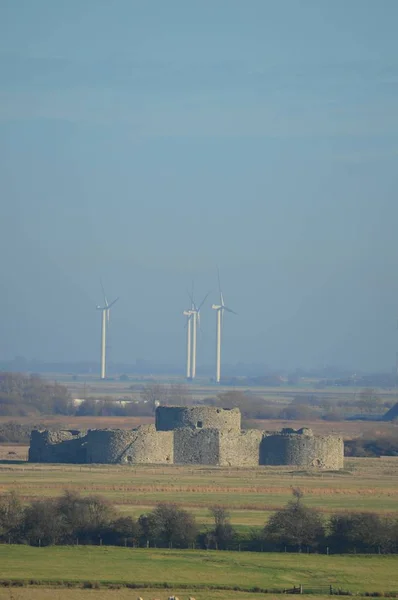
[1,0,398,372]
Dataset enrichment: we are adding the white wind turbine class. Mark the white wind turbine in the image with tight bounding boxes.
[96,283,119,380]
[211,270,236,383]
[183,307,194,379]
[188,291,209,380]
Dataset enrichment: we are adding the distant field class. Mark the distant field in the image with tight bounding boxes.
[0,546,397,594]
[1,458,397,530]
[39,372,398,405]
[1,415,396,440]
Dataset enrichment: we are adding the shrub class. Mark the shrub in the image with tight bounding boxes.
[328,513,398,553]
[23,499,67,546]
[56,491,115,543]
[139,503,198,548]
[264,490,325,551]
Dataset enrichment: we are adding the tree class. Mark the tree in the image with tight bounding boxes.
[329,512,397,553]
[208,506,236,550]
[0,491,24,542]
[358,388,383,415]
[56,491,115,543]
[168,383,191,407]
[264,490,325,551]
[102,516,139,546]
[144,503,198,548]
[140,383,169,411]
[0,372,73,416]
[140,383,192,410]
[138,512,158,546]
[23,499,66,546]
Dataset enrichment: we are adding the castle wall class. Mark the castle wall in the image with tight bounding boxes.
[28,409,344,470]
[85,425,173,464]
[218,429,264,467]
[260,429,344,469]
[29,430,87,463]
[173,428,220,465]
[156,406,241,432]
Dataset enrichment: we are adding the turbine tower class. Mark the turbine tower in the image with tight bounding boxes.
[183,308,194,379]
[188,292,209,380]
[96,283,119,380]
[211,270,236,383]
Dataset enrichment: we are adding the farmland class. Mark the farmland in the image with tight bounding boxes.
[0,546,397,595]
[1,377,397,598]
[0,456,397,530]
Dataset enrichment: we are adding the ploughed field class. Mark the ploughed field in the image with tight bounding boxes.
[0,546,397,595]
[0,457,397,530]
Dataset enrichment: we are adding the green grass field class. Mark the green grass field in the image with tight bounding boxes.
[0,587,393,600]
[0,458,397,532]
[0,546,396,594]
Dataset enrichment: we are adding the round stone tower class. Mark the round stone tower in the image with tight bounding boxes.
[260,429,344,470]
[155,406,241,431]
[85,425,173,464]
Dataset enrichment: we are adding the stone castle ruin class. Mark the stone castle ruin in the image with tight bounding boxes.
[29,406,344,469]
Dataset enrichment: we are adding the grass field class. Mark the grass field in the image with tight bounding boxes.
[0,457,397,531]
[0,546,397,594]
[0,591,344,600]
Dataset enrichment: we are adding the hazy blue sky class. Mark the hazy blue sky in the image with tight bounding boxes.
[1,0,398,371]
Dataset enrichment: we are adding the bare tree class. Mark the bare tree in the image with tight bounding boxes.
[208,505,236,550]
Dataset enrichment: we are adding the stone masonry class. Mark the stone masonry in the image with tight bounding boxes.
[28,406,344,469]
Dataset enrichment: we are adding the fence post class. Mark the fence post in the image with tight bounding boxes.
[326,546,329,555]
[299,584,303,594]
[330,585,333,595]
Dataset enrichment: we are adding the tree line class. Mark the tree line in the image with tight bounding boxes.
[0,372,392,424]
[1,489,397,554]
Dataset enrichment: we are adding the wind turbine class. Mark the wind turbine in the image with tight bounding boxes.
[188,291,209,380]
[96,283,119,380]
[211,269,236,383]
[183,308,194,379]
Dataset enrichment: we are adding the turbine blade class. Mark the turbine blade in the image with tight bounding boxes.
[107,297,119,309]
[197,292,210,312]
[223,306,237,315]
[217,265,222,294]
[100,279,109,307]
[187,281,198,311]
